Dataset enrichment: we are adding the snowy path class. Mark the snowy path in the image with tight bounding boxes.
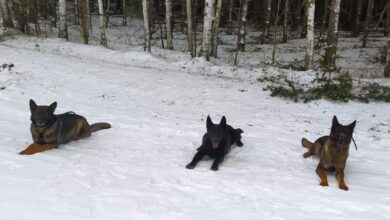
[0,39,389,219]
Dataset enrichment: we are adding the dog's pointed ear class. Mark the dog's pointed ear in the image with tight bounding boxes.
[348,120,356,133]
[206,115,213,129]
[331,115,339,130]
[29,99,37,112]
[48,101,57,114]
[220,116,227,127]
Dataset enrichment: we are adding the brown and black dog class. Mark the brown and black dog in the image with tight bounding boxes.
[301,116,356,191]
[20,99,111,155]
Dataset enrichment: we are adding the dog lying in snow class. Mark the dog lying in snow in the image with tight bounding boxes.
[186,116,243,171]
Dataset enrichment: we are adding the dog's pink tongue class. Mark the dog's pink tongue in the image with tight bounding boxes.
[212,143,219,149]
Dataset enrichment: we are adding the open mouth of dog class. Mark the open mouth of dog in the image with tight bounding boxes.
[212,142,219,149]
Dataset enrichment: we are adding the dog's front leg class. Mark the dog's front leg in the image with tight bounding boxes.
[210,155,225,171]
[316,164,328,186]
[186,150,206,169]
[19,143,58,155]
[336,168,348,191]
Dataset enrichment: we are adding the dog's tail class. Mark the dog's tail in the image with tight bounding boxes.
[301,138,313,149]
[89,123,111,132]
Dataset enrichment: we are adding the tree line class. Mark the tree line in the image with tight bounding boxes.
[0,0,389,77]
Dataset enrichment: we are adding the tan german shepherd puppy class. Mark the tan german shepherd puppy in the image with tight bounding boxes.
[302,116,356,191]
[20,99,111,155]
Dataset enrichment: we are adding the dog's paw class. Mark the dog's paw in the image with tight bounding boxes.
[210,166,219,171]
[339,184,349,191]
[186,163,195,169]
[303,152,313,158]
[319,181,329,187]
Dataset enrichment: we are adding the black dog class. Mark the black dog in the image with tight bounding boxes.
[186,116,243,171]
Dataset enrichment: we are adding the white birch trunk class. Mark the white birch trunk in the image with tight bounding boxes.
[165,0,173,49]
[304,0,315,69]
[211,0,223,57]
[58,0,68,39]
[186,0,195,57]
[200,0,215,61]
[238,0,250,51]
[98,0,107,47]
[143,0,151,52]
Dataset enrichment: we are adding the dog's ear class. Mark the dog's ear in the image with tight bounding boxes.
[48,101,57,114]
[206,115,213,129]
[220,116,227,127]
[348,120,356,133]
[29,99,37,112]
[331,115,339,131]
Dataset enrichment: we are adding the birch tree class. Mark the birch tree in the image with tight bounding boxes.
[58,0,68,39]
[211,0,223,57]
[304,0,315,69]
[98,0,107,46]
[282,0,289,43]
[79,0,89,44]
[143,0,151,53]
[0,0,14,28]
[323,0,340,69]
[186,0,196,57]
[200,0,215,61]
[165,0,173,49]
[234,0,250,65]
[362,0,374,48]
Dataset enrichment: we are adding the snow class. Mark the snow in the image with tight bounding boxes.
[1,36,390,219]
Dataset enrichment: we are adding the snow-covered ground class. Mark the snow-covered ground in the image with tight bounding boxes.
[0,36,390,219]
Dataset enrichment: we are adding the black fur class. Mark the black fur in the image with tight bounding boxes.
[186,116,244,171]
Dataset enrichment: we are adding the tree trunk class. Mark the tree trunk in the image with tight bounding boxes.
[98,0,108,46]
[234,0,250,65]
[181,0,186,33]
[143,0,151,52]
[0,0,14,28]
[385,3,390,36]
[227,0,234,35]
[304,0,315,69]
[362,0,374,48]
[323,0,340,70]
[352,0,362,37]
[385,34,390,77]
[58,0,68,39]
[123,0,127,26]
[87,0,92,32]
[263,0,271,38]
[74,0,79,24]
[165,0,173,49]
[79,0,89,44]
[186,0,195,57]
[282,0,289,43]
[200,0,215,61]
[211,0,223,57]
[105,0,110,27]
[272,0,281,64]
